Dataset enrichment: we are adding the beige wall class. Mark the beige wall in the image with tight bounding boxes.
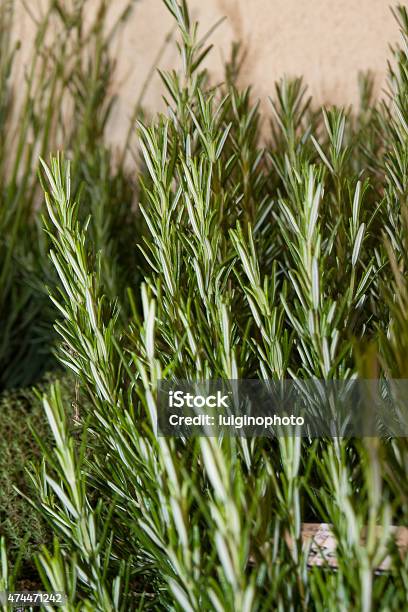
[16,0,400,149]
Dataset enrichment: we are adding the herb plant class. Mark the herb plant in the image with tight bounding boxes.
[2,1,408,610]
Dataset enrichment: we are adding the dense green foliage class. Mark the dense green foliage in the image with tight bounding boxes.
[0,374,79,572]
[0,384,49,562]
[0,0,138,389]
[2,0,408,610]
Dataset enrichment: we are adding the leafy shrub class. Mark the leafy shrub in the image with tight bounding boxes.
[0,0,138,390]
[2,1,408,610]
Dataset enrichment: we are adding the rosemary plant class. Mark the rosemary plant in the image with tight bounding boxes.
[0,0,137,390]
[2,1,408,610]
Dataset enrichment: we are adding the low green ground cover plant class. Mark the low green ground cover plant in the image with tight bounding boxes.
[0,374,79,579]
[2,0,408,610]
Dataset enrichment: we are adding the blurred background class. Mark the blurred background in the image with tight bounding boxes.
[15,0,399,150]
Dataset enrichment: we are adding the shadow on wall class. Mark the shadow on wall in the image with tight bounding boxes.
[17,0,399,148]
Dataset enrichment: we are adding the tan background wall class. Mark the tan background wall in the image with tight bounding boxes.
[16,0,400,149]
